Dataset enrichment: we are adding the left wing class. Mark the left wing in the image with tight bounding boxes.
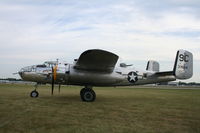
[74,49,119,72]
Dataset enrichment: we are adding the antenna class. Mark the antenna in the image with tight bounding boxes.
[56,59,59,65]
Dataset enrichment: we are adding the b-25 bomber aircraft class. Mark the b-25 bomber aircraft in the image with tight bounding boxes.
[18,49,193,102]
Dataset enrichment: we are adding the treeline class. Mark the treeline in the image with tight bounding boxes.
[0,78,22,81]
[178,81,200,86]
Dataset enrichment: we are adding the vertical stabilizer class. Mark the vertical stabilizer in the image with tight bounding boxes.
[146,60,160,72]
[173,50,193,79]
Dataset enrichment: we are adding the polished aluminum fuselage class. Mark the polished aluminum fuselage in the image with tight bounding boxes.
[19,63,176,87]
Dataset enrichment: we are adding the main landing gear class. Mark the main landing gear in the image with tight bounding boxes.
[30,84,39,98]
[80,87,96,102]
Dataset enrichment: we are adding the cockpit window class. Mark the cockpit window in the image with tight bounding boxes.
[43,61,57,68]
[20,61,58,73]
[20,65,36,72]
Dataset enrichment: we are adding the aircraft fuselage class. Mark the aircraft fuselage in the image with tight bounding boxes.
[19,63,176,87]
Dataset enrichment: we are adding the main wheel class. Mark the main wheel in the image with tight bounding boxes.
[80,89,96,102]
[80,88,85,96]
[80,88,86,101]
[30,90,39,98]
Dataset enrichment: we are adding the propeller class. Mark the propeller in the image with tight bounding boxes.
[51,65,58,95]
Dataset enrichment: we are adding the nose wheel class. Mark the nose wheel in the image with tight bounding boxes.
[80,87,96,102]
[30,90,39,98]
[30,84,39,98]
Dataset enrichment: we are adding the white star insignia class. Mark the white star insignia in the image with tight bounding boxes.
[129,73,137,82]
[128,72,138,83]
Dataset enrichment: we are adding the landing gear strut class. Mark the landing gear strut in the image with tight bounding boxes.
[80,87,96,102]
[30,84,39,98]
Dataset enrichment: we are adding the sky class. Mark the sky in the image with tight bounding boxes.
[0,0,199,82]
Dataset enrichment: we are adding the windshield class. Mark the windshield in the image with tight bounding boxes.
[20,65,36,72]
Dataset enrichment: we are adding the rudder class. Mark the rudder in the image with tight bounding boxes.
[146,60,160,72]
[173,50,193,79]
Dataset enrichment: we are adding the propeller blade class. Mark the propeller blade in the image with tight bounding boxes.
[51,67,54,95]
[51,65,58,95]
[53,65,58,81]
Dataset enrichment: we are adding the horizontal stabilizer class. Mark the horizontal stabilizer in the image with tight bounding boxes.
[155,71,173,76]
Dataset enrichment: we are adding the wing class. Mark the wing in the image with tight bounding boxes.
[74,49,119,72]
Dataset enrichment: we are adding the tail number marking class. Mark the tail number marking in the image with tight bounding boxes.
[179,54,189,62]
[178,65,188,70]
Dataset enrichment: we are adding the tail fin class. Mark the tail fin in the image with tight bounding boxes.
[146,60,160,72]
[173,50,193,79]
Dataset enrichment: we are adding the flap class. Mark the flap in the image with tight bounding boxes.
[74,49,119,72]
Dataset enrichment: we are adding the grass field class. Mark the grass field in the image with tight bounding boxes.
[0,84,200,133]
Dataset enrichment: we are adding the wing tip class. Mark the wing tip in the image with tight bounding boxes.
[82,49,119,58]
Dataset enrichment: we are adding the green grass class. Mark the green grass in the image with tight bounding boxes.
[0,84,200,133]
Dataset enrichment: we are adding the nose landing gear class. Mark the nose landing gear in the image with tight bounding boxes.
[30,90,39,97]
[30,84,39,98]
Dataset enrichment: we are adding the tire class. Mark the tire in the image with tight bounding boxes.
[80,88,85,96]
[80,89,96,102]
[30,90,39,98]
[80,88,86,101]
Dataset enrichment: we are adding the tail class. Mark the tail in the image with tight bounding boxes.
[173,50,193,79]
[146,60,160,72]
